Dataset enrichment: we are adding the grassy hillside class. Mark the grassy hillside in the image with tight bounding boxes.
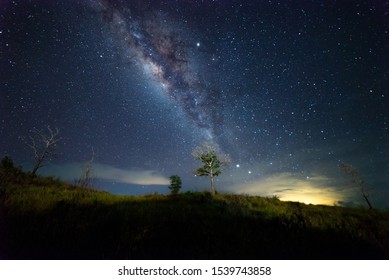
[1,160,389,259]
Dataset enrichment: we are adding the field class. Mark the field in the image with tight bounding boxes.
[1,161,389,259]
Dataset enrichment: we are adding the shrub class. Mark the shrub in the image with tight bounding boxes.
[168,175,182,195]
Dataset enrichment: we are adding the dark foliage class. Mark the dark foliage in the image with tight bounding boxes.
[168,175,182,195]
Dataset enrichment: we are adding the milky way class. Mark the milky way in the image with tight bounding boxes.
[91,0,222,141]
[1,0,388,207]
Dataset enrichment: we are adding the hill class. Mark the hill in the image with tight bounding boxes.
[1,159,389,259]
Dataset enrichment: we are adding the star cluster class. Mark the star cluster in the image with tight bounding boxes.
[1,0,388,207]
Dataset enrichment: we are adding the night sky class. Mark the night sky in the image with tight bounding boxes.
[1,0,388,208]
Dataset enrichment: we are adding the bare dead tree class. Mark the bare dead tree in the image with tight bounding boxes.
[26,126,61,175]
[76,149,95,188]
[340,163,373,210]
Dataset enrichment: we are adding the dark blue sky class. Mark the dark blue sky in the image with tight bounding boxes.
[1,0,388,207]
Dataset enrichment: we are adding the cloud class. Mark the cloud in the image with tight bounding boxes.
[41,163,169,186]
[228,172,351,206]
[93,164,170,185]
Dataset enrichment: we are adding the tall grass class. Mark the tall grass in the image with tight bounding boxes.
[1,162,388,259]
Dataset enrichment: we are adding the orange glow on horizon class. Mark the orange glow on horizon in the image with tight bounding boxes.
[277,192,338,206]
[233,172,347,206]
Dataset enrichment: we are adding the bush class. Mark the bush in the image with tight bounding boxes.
[0,156,25,186]
[168,175,182,195]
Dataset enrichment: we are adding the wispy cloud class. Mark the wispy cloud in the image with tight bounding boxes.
[41,163,169,186]
[93,164,169,185]
[228,172,351,206]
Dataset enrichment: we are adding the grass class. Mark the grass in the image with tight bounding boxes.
[1,159,389,259]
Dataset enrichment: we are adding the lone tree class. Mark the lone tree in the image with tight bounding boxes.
[169,175,182,195]
[340,163,373,210]
[26,126,61,175]
[192,142,230,195]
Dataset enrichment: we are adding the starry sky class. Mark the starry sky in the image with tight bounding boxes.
[1,0,388,208]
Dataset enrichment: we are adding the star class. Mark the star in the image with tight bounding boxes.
[1,0,388,208]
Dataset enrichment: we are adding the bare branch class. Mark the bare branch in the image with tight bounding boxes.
[77,148,95,188]
[340,163,373,210]
[25,126,61,175]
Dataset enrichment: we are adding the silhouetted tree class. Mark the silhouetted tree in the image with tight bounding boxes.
[0,156,24,185]
[26,126,61,175]
[1,156,15,170]
[340,163,373,210]
[169,175,182,195]
[192,142,230,195]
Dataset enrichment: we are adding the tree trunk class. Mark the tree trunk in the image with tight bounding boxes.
[362,190,373,210]
[31,156,43,175]
[210,175,215,196]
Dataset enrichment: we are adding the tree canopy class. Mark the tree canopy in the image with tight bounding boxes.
[192,142,230,195]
